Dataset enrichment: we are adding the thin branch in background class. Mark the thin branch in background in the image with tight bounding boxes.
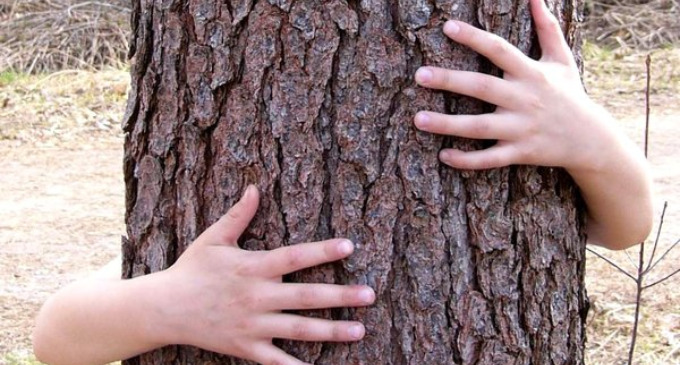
[645,237,680,278]
[644,201,668,274]
[623,249,637,269]
[624,53,653,365]
[644,55,651,158]
[644,266,680,290]
[627,232,645,365]
[586,247,637,281]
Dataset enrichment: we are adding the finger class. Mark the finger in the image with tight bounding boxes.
[251,343,312,365]
[262,283,375,311]
[258,314,366,342]
[442,20,534,76]
[414,111,518,140]
[415,68,519,109]
[201,185,260,246]
[262,239,354,276]
[530,0,575,65]
[439,146,521,170]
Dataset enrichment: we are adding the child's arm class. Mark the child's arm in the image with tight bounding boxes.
[33,186,376,365]
[413,0,653,250]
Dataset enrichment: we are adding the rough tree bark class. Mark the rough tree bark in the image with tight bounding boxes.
[122,0,587,364]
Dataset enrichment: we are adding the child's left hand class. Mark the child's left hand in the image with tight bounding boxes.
[413,0,606,173]
[413,0,653,250]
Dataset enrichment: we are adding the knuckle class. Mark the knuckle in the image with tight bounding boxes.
[439,69,453,88]
[285,245,306,269]
[519,144,538,163]
[228,339,251,359]
[225,206,243,222]
[472,151,505,170]
[331,324,345,341]
[298,286,320,308]
[439,115,458,134]
[291,320,311,339]
[234,259,258,277]
[234,317,255,332]
[526,94,546,112]
[323,240,339,259]
[537,10,561,31]
[471,76,492,96]
[489,36,511,56]
[532,69,551,85]
[232,289,258,308]
[546,16,562,31]
[480,156,501,170]
[524,118,542,137]
[342,287,359,304]
[470,119,491,137]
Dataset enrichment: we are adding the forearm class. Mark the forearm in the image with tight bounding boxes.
[33,274,170,365]
[567,110,654,250]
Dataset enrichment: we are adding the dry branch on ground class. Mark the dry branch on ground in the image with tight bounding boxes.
[585,0,680,50]
[0,0,130,73]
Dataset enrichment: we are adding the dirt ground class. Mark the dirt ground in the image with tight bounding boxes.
[0,50,679,364]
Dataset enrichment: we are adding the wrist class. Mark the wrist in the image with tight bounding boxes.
[563,103,624,176]
[130,270,182,348]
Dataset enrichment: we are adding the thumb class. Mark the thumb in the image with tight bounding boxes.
[531,0,575,65]
[201,185,260,246]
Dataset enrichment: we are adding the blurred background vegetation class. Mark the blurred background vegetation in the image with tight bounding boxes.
[0,0,129,73]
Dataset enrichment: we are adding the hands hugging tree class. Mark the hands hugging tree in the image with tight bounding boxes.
[33,0,653,364]
[156,186,376,365]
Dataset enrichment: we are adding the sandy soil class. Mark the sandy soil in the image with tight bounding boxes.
[0,139,125,359]
[0,72,678,364]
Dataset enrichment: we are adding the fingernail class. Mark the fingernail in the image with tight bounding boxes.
[348,324,365,339]
[359,288,375,304]
[415,112,430,128]
[444,20,460,35]
[338,240,354,255]
[415,67,433,84]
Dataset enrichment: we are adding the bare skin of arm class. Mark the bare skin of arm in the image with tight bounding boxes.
[413,0,653,250]
[33,186,376,365]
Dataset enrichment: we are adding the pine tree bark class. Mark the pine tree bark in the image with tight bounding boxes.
[122,0,588,364]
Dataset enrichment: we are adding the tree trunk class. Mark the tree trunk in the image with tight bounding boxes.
[122,0,588,364]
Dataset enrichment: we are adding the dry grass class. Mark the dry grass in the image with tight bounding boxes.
[0,69,128,145]
[0,0,130,73]
[585,0,680,50]
[583,43,680,114]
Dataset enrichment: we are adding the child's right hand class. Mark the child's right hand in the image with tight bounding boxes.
[33,186,374,365]
[154,185,375,365]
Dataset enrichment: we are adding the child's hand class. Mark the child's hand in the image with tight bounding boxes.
[414,0,607,173]
[156,186,375,365]
[412,0,653,250]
